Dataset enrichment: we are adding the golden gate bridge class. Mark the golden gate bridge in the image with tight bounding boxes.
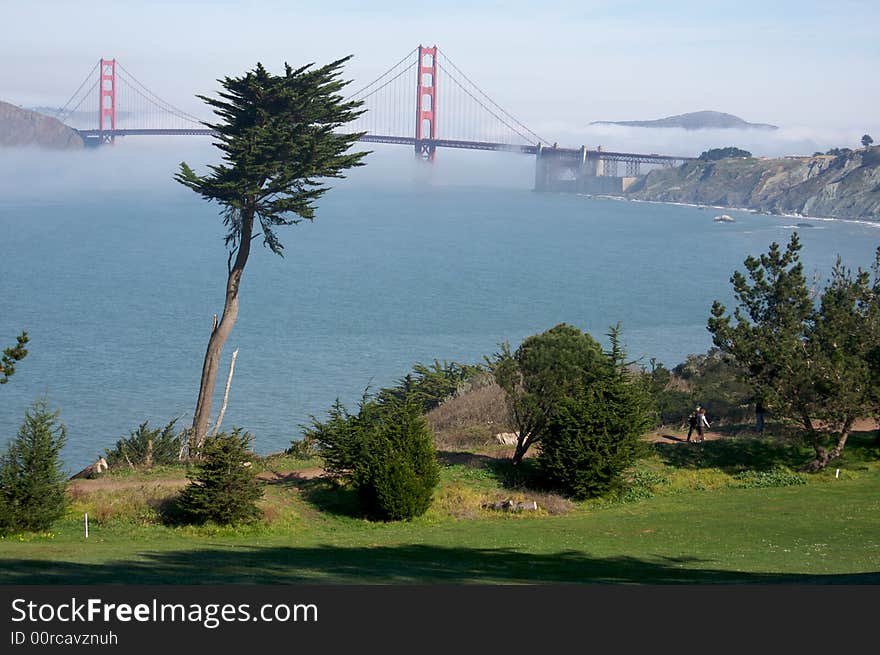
[52,46,693,192]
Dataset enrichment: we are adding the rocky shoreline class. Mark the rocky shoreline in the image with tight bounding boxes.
[624,147,880,221]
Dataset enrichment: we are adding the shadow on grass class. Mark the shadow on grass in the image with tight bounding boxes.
[655,438,809,473]
[655,430,880,473]
[1,544,877,584]
[275,476,366,519]
[436,451,499,468]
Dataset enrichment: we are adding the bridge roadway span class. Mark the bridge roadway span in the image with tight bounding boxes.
[76,129,693,166]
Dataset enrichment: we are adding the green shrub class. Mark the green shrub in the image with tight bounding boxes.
[376,360,484,413]
[354,401,439,521]
[285,433,319,459]
[491,323,609,463]
[307,396,439,521]
[537,377,652,500]
[731,467,806,488]
[698,147,752,161]
[105,418,184,469]
[302,398,367,479]
[0,399,68,535]
[174,429,263,525]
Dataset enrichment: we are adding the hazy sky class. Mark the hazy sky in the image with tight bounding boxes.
[2,1,878,150]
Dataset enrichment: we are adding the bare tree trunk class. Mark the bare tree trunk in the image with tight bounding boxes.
[512,433,534,466]
[210,348,239,437]
[190,211,254,452]
[801,417,854,472]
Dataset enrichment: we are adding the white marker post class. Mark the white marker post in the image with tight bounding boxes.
[835,468,840,479]
[84,513,89,539]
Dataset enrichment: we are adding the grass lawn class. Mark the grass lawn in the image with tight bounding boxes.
[1,433,878,584]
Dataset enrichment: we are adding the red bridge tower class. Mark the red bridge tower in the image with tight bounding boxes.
[415,45,437,161]
[99,58,116,144]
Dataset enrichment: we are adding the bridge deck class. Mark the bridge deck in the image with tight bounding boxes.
[76,129,693,163]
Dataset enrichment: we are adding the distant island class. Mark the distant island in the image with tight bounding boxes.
[0,100,83,149]
[591,110,778,130]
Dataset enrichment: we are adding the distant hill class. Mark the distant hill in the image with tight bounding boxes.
[0,100,84,149]
[591,110,778,130]
[624,147,880,220]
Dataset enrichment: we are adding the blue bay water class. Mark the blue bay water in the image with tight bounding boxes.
[1,143,879,473]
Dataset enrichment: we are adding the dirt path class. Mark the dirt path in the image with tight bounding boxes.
[648,417,879,446]
[67,477,188,492]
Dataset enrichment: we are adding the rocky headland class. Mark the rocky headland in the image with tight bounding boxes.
[0,100,84,149]
[625,147,880,220]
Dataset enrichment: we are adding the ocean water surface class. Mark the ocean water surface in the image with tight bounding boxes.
[1,142,878,472]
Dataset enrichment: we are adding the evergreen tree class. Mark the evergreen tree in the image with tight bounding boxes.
[302,397,370,480]
[306,394,440,521]
[536,328,652,499]
[353,400,439,521]
[176,58,367,451]
[802,253,880,468]
[708,234,815,430]
[0,399,68,535]
[538,375,651,499]
[176,429,263,525]
[709,236,880,470]
[1,331,29,385]
[491,323,608,464]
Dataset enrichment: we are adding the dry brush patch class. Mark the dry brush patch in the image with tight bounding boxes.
[66,483,178,525]
[426,382,514,448]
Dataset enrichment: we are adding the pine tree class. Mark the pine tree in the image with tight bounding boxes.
[1,331,29,385]
[176,429,263,525]
[353,400,439,521]
[0,399,68,535]
[709,236,880,470]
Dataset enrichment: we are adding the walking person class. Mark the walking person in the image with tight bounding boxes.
[695,407,711,442]
[755,399,765,435]
[687,406,700,442]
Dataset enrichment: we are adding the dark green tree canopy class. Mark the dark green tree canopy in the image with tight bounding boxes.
[176,58,367,257]
[708,233,814,419]
[492,323,614,464]
[698,147,752,161]
[1,331,29,385]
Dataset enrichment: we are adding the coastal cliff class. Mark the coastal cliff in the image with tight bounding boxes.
[0,100,83,149]
[625,147,880,220]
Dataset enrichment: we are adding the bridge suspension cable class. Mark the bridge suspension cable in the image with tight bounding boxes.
[436,48,549,146]
[345,48,417,140]
[345,47,418,101]
[56,61,99,124]
[116,62,204,126]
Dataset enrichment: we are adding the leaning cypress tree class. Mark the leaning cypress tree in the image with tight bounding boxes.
[0,398,68,535]
[176,58,367,452]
